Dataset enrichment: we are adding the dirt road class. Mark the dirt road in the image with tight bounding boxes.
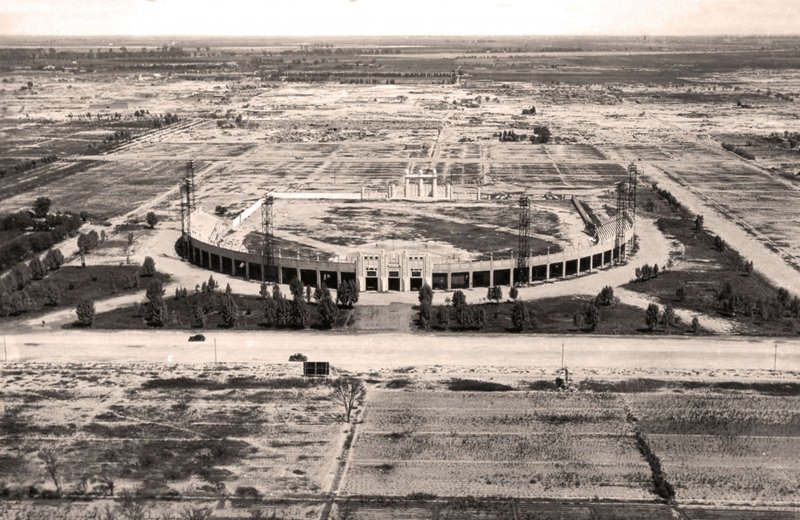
[3,330,798,374]
[644,162,800,297]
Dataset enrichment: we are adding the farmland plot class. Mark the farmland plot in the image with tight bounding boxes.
[0,160,190,217]
[627,393,800,504]
[343,390,652,500]
[0,364,344,499]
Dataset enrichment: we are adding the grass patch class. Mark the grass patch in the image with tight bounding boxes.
[141,376,325,391]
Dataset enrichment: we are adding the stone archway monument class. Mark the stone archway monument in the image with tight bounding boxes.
[404,166,439,198]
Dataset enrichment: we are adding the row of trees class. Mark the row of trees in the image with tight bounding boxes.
[433,289,487,331]
[634,263,661,282]
[651,182,681,212]
[645,302,700,332]
[497,126,551,144]
[2,155,58,178]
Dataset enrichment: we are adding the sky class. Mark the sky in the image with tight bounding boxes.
[1,0,799,37]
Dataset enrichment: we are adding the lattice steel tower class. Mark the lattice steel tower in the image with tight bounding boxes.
[261,194,275,282]
[627,162,638,221]
[186,160,197,211]
[179,176,193,259]
[615,181,628,264]
[517,195,531,280]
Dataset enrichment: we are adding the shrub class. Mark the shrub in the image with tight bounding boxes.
[509,286,519,301]
[288,353,307,362]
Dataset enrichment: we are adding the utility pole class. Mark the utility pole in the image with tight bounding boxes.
[773,343,778,372]
[561,342,565,368]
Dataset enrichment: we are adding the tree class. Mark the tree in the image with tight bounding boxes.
[45,284,62,306]
[436,306,451,330]
[44,248,64,270]
[662,305,676,328]
[418,283,433,305]
[595,286,615,306]
[533,125,551,143]
[33,197,52,219]
[181,507,213,520]
[124,232,134,265]
[29,256,47,280]
[645,303,660,331]
[76,298,95,326]
[676,285,686,303]
[11,263,32,290]
[509,286,519,301]
[332,378,366,423]
[714,235,726,252]
[488,286,502,303]
[145,279,164,302]
[511,301,528,331]
[694,214,704,231]
[582,303,599,332]
[318,292,338,329]
[418,300,431,328]
[221,293,239,328]
[145,211,158,229]
[314,282,330,303]
[291,296,309,329]
[148,297,169,328]
[193,303,207,328]
[141,256,156,277]
[77,230,99,253]
[691,316,700,333]
[289,278,304,300]
[37,447,62,497]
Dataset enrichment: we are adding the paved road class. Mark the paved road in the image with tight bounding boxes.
[3,330,799,373]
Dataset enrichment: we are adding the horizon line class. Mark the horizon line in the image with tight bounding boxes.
[2,33,800,39]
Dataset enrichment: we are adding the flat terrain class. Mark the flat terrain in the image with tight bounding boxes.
[2,363,799,518]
